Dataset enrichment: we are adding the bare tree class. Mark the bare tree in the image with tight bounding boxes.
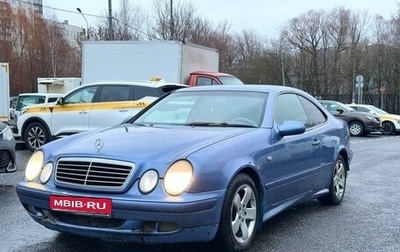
[6,7,79,93]
[150,0,196,41]
[94,0,146,41]
[283,10,326,95]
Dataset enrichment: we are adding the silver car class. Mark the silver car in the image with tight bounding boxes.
[0,122,16,173]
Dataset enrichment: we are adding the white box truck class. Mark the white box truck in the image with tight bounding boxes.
[0,62,10,122]
[81,40,243,86]
[37,77,82,94]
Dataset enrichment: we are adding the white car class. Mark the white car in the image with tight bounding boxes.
[16,80,187,151]
[347,104,400,135]
[10,93,62,120]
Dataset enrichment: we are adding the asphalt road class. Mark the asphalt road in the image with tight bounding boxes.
[1,135,399,252]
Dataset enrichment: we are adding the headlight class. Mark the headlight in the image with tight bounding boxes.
[138,170,159,194]
[365,115,376,121]
[1,125,13,141]
[25,151,44,182]
[164,160,193,196]
[20,108,28,115]
[40,162,53,184]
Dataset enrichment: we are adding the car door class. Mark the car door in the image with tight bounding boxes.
[268,93,323,205]
[88,85,137,130]
[51,85,98,136]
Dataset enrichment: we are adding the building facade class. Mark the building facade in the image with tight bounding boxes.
[0,0,83,48]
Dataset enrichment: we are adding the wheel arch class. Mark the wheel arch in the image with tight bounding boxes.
[231,166,264,230]
[21,117,51,141]
[381,119,395,127]
[338,149,350,174]
[348,119,364,127]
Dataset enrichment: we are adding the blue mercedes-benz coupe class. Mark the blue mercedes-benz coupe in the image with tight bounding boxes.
[16,85,352,251]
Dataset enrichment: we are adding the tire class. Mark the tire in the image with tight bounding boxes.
[348,121,364,136]
[24,122,50,151]
[216,174,259,252]
[318,155,347,206]
[381,121,395,135]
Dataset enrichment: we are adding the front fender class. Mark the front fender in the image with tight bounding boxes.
[19,116,52,140]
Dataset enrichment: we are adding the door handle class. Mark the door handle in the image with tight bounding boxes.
[312,139,321,146]
[119,109,129,112]
[79,111,88,114]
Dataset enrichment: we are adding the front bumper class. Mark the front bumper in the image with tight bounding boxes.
[16,182,224,244]
[364,120,381,133]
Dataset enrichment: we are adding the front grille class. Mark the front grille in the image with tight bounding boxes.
[55,158,135,190]
[51,211,125,228]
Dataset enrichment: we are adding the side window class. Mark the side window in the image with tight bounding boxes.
[274,93,307,126]
[197,77,213,86]
[47,97,58,103]
[37,96,45,104]
[98,85,131,102]
[133,86,160,100]
[357,107,369,113]
[64,86,98,104]
[298,96,327,127]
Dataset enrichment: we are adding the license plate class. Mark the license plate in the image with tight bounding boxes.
[50,195,112,216]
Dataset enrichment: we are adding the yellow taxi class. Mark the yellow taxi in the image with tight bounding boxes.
[16,80,186,151]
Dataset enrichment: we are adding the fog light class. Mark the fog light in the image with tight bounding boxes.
[139,170,159,194]
[40,163,53,184]
[159,221,179,232]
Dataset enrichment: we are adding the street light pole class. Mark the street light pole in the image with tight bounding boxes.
[77,8,89,40]
[280,42,285,86]
[108,0,113,40]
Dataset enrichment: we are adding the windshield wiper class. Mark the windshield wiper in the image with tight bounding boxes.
[186,122,256,128]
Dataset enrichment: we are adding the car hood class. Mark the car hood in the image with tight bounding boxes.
[380,114,400,121]
[48,124,254,161]
[344,110,379,118]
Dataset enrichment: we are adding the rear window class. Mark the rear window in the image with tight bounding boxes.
[133,86,161,100]
[97,85,132,102]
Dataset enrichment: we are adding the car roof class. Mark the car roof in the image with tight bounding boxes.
[190,71,236,77]
[174,85,325,102]
[174,84,301,93]
[18,93,63,97]
[84,80,188,88]
[348,104,374,107]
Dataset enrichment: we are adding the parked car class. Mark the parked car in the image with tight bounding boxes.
[9,96,18,121]
[15,80,187,151]
[0,121,16,173]
[9,96,17,109]
[319,100,381,136]
[10,93,62,120]
[347,104,400,135]
[16,85,352,251]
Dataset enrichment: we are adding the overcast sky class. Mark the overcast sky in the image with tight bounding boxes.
[42,0,400,39]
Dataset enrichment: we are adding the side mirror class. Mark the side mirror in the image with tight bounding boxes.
[57,97,65,105]
[336,108,344,114]
[277,120,305,137]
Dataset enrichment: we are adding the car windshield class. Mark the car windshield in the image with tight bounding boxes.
[367,106,389,115]
[16,95,46,111]
[133,90,267,127]
[335,102,356,112]
[217,76,244,85]
[322,101,356,112]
